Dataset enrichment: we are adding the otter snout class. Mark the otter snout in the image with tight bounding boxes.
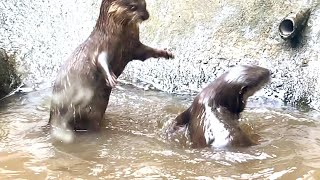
[140,10,149,21]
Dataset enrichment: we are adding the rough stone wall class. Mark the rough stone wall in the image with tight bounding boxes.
[1,0,320,110]
[124,0,320,110]
[0,0,101,87]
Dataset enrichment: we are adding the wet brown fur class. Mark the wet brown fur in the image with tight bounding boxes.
[49,0,174,133]
[170,65,270,148]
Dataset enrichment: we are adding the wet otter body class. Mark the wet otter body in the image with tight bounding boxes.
[49,0,174,142]
[172,65,270,148]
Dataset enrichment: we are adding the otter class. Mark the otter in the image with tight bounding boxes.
[49,0,174,142]
[170,65,270,148]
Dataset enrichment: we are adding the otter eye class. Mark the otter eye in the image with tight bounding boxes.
[129,4,138,11]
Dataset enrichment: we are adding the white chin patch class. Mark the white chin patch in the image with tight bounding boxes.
[203,105,231,148]
[132,16,142,24]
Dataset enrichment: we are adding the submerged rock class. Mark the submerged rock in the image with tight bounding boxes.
[0,49,21,99]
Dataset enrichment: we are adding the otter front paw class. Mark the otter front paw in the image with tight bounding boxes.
[156,49,174,59]
[106,71,117,88]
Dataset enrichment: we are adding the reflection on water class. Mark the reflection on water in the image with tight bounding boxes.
[0,83,320,179]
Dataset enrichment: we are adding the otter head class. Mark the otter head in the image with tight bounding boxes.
[102,0,149,25]
[207,65,270,114]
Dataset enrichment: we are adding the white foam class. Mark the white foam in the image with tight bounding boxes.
[51,126,74,143]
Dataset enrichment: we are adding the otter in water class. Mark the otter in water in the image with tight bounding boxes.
[170,65,270,148]
[49,0,174,142]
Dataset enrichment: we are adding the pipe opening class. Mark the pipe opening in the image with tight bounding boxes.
[279,19,294,35]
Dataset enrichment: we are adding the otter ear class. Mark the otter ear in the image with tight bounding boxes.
[237,86,248,113]
[239,86,248,96]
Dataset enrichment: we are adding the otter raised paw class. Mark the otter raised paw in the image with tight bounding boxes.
[170,65,270,148]
[49,0,174,142]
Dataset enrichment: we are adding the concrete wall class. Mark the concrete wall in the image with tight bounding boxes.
[1,0,320,110]
[0,0,100,87]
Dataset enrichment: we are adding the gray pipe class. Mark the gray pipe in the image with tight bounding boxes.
[279,8,311,40]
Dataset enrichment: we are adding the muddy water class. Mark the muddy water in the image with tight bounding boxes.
[0,83,320,179]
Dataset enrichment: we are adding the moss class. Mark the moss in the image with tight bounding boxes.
[0,48,21,99]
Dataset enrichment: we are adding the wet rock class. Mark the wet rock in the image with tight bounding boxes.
[0,0,320,110]
[124,0,320,111]
[0,49,20,98]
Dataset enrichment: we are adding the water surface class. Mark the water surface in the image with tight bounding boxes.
[0,83,320,179]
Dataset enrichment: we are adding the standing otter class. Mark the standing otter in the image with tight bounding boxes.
[49,0,174,142]
[170,65,270,148]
